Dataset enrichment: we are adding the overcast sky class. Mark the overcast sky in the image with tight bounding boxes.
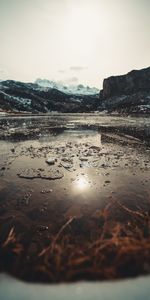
[0,0,150,87]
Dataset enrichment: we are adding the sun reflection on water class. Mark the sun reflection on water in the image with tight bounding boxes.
[74,176,89,191]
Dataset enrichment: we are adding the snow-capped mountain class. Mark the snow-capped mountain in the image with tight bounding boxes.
[0,67,149,114]
[35,79,99,95]
[0,80,99,113]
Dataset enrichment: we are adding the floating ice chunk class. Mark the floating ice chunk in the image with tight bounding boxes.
[17,168,64,180]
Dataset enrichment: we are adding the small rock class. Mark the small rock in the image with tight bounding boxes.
[40,189,53,194]
[37,225,49,232]
[105,180,111,184]
[46,157,56,165]
[79,157,88,161]
[61,157,73,164]
[1,166,6,170]
[61,162,73,170]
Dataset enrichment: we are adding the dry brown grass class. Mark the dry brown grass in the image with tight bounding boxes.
[0,200,150,283]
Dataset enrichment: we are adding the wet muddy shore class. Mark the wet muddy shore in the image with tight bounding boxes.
[0,114,150,283]
[0,113,149,143]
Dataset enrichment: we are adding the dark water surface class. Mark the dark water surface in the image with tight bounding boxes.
[0,115,150,282]
[0,125,149,228]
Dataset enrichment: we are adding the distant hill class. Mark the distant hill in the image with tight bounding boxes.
[0,80,98,113]
[0,67,150,114]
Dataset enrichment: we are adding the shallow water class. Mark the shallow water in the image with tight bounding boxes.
[0,113,150,132]
[0,127,149,223]
[0,116,150,282]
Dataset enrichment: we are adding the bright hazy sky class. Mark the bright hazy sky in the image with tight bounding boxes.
[0,0,150,88]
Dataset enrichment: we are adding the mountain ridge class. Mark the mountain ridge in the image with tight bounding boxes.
[35,79,99,96]
[0,66,150,114]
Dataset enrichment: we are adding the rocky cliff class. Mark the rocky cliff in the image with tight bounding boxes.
[99,67,150,114]
[100,67,150,99]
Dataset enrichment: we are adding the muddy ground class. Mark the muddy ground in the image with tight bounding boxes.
[0,114,150,283]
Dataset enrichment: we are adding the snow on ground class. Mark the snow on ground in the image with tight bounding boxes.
[0,90,32,107]
[0,274,150,300]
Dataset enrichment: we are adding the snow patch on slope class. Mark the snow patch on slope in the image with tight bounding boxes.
[0,91,32,107]
[35,79,99,95]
